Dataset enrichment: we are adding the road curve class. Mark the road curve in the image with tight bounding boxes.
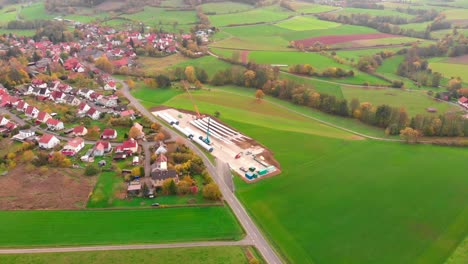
[0,240,252,254]
[117,79,284,264]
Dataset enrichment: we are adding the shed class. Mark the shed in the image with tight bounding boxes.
[98,160,107,167]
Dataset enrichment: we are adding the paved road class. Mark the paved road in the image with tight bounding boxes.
[116,79,283,264]
[0,240,252,254]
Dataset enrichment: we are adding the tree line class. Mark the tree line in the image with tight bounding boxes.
[288,64,354,78]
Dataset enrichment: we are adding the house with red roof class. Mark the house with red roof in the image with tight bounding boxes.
[63,58,80,71]
[36,111,52,123]
[38,134,60,149]
[86,107,101,120]
[73,126,88,137]
[115,138,138,154]
[50,91,66,103]
[25,105,40,118]
[458,96,468,109]
[15,100,29,112]
[62,137,84,156]
[93,140,112,156]
[120,109,135,118]
[101,128,117,139]
[112,57,129,68]
[104,81,116,91]
[0,115,10,127]
[46,118,64,131]
[78,102,91,114]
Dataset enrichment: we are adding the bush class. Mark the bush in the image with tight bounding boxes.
[84,164,100,176]
[203,182,222,201]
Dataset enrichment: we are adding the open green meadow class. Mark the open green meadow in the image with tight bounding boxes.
[443,9,468,20]
[275,16,340,31]
[341,86,459,116]
[0,207,243,247]
[170,56,232,78]
[200,1,253,14]
[334,47,403,62]
[0,246,254,264]
[0,29,35,36]
[134,85,468,264]
[290,2,337,14]
[122,7,198,28]
[209,5,294,27]
[19,2,54,21]
[429,57,468,79]
[0,4,19,26]
[337,7,415,18]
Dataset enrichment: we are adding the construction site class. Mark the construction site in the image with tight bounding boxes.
[152,84,279,181]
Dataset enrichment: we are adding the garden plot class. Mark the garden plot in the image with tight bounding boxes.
[154,108,279,181]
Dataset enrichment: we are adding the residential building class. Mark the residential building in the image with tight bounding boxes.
[38,134,60,149]
[73,126,88,137]
[93,140,112,156]
[46,118,64,131]
[101,128,117,139]
[62,137,84,156]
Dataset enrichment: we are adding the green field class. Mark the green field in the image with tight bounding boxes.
[335,47,403,62]
[201,1,253,14]
[0,246,254,264]
[131,83,183,108]
[399,21,432,31]
[0,4,19,26]
[170,56,232,78]
[341,86,459,116]
[337,7,415,18]
[0,207,243,247]
[19,2,54,21]
[275,16,340,31]
[134,85,468,264]
[209,5,294,27]
[429,57,468,79]
[443,9,468,20]
[290,2,337,14]
[0,29,35,36]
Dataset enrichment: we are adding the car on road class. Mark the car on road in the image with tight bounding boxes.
[151,203,160,207]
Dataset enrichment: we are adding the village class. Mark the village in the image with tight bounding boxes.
[0,21,219,209]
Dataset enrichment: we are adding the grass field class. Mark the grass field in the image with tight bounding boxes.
[341,86,459,116]
[0,246,255,264]
[134,85,468,264]
[428,57,468,79]
[0,207,243,247]
[170,56,232,78]
[0,29,35,36]
[19,2,54,21]
[131,83,183,108]
[290,2,337,13]
[209,5,293,27]
[443,9,468,20]
[334,47,403,62]
[200,1,253,14]
[0,4,19,26]
[337,7,415,18]
[137,54,189,75]
[275,16,340,31]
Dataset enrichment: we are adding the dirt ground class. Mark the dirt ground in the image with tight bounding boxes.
[0,166,96,210]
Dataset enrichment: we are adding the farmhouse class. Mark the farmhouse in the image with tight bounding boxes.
[151,170,178,187]
[458,96,468,110]
[38,134,60,149]
[101,128,117,139]
[62,137,85,156]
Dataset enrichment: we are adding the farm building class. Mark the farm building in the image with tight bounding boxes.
[127,180,141,196]
[38,134,60,149]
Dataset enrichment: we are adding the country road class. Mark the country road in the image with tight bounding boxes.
[0,240,252,254]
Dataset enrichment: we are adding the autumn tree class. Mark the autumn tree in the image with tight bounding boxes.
[203,182,222,201]
[154,131,165,141]
[129,126,143,139]
[48,152,72,168]
[400,127,421,143]
[21,150,35,162]
[126,78,135,89]
[162,179,178,195]
[244,70,256,87]
[151,122,162,132]
[131,167,141,177]
[458,88,468,97]
[184,66,197,83]
[255,89,265,101]
[84,164,100,176]
[95,56,114,74]
[448,77,462,91]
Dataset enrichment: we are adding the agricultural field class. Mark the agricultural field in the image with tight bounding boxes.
[275,16,340,31]
[208,5,294,27]
[428,57,468,79]
[443,9,468,20]
[337,7,415,18]
[170,56,232,78]
[136,54,189,75]
[341,86,460,116]
[0,4,19,26]
[200,1,253,14]
[134,85,468,264]
[0,29,35,36]
[289,2,337,14]
[0,207,244,247]
[334,47,403,62]
[18,2,55,21]
[121,7,198,30]
[0,246,257,264]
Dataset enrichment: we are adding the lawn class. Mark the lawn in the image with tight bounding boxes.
[341,86,460,116]
[200,1,253,14]
[19,2,54,21]
[0,246,255,264]
[131,83,183,108]
[209,5,294,27]
[134,84,468,264]
[337,7,415,18]
[275,16,340,31]
[443,9,468,20]
[0,207,244,247]
[0,29,36,36]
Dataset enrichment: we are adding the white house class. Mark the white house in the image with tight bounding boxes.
[0,115,9,126]
[73,126,88,137]
[104,81,117,91]
[86,107,101,120]
[62,137,84,156]
[25,106,40,118]
[78,102,91,114]
[38,134,60,149]
[12,129,35,141]
[46,118,64,131]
